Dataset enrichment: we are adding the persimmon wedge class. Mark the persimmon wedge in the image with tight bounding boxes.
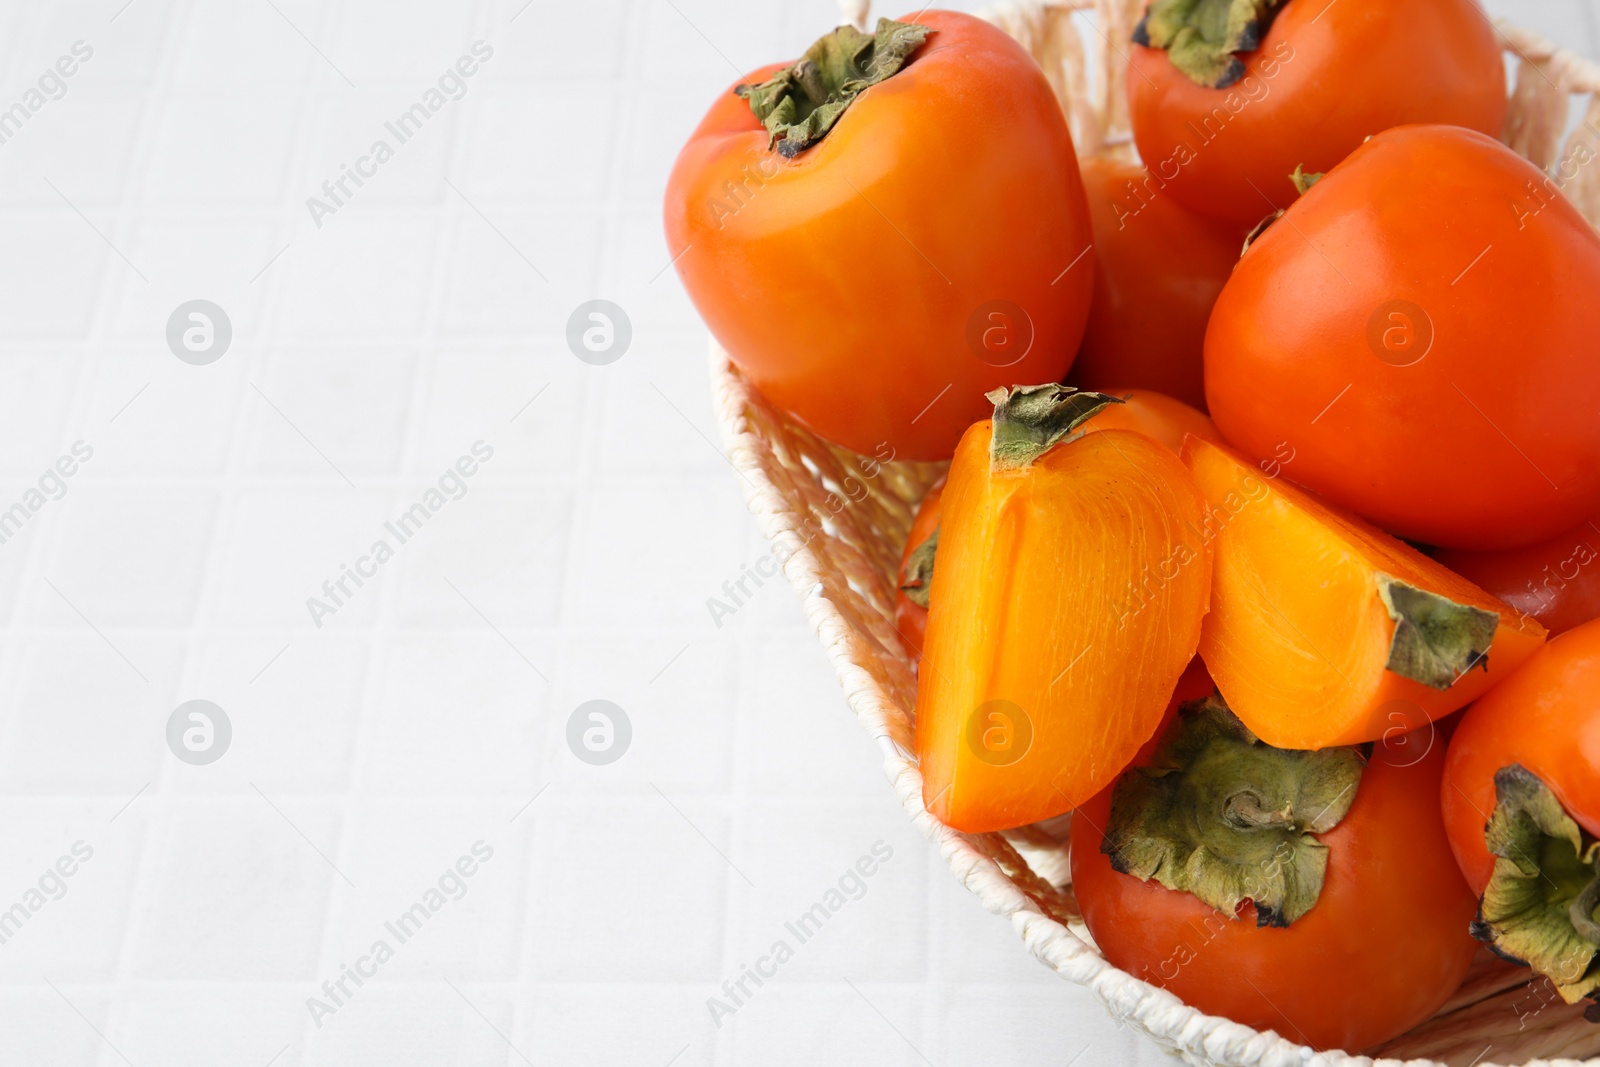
[916,386,1212,833]
[895,389,1219,660]
[1184,435,1547,750]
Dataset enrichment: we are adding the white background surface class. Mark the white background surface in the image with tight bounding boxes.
[0,1,1589,1065]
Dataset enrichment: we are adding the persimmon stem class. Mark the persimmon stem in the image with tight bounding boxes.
[986,384,1123,471]
[1475,764,1600,1004]
[1101,695,1365,928]
[1133,0,1287,88]
[737,18,930,157]
[899,526,939,609]
[1570,860,1600,946]
[1224,789,1296,830]
[1376,575,1498,690]
[1241,210,1282,254]
[1289,165,1323,196]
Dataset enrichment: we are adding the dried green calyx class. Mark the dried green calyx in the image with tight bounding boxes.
[1132,0,1287,88]
[986,384,1123,472]
[1240,210,1282,255]
[1474,764,1600,1009]
[1289,165,1323,196]
[899,527,938,609]
[1102,694,1365,927]
[736,18,930,157]
[1377,575,1498,690]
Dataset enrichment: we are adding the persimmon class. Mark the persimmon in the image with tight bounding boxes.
[1072,697,1478,1051]
[1080,387,1221,454]
[1442,619,1600,1010]
[665,12,1095,460]
[894,391,1218,659]
[1127,0,1505,228]
[1436,516,1600,638]
[894,479,943,659]
[1205,125,1600,550]
[1070,156,1244,409]
[1132,656,1217,767]
[1184,435,1546,751]
[915,386,1211,833]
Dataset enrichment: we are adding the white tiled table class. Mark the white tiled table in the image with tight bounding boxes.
[0,1,1588,1064]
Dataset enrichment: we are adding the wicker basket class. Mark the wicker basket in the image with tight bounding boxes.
[708,3,1600,1063]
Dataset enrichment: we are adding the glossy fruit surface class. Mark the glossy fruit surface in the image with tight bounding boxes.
[1441,621,1600,1006]
[1443,620,1600,893]
[1205,126,1600,550]
[1128,0,1505,228]
[1071,156,1242,409]
[1073,730,1478,1052]
[666,11,1094,459]
[1436,517,1600,638]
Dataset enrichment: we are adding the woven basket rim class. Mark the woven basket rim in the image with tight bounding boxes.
[705,7,1600,1065]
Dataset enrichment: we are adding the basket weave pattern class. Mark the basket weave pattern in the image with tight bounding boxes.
[709,4,1600,1064]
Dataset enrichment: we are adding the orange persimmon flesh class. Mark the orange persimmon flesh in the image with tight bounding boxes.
[916,422,1212,833]
[896,390,1217,660]
[1184,435,1546,750]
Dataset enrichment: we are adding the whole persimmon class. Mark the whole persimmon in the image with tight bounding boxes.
[1127,0,1505,227]
[665,12,1094,460]
[1071,156,1244,409]
[1205,125,1600,551]
[1073,698,1478,1052]
[1442,619,1600,1010]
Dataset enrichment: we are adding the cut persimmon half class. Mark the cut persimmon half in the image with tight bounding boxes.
[915,386,1212,833]
[895,389,1218,660]
[1183,435,1547,750]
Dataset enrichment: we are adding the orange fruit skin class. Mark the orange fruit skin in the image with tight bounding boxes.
[666,11,1094,460]
[1443,618,1600,894]
[1128,0,1505,228]
[1071,156,1244,410]
[1205,126,1600,550]
[1435,515,1600,638]
[1073,738,1478,1052]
